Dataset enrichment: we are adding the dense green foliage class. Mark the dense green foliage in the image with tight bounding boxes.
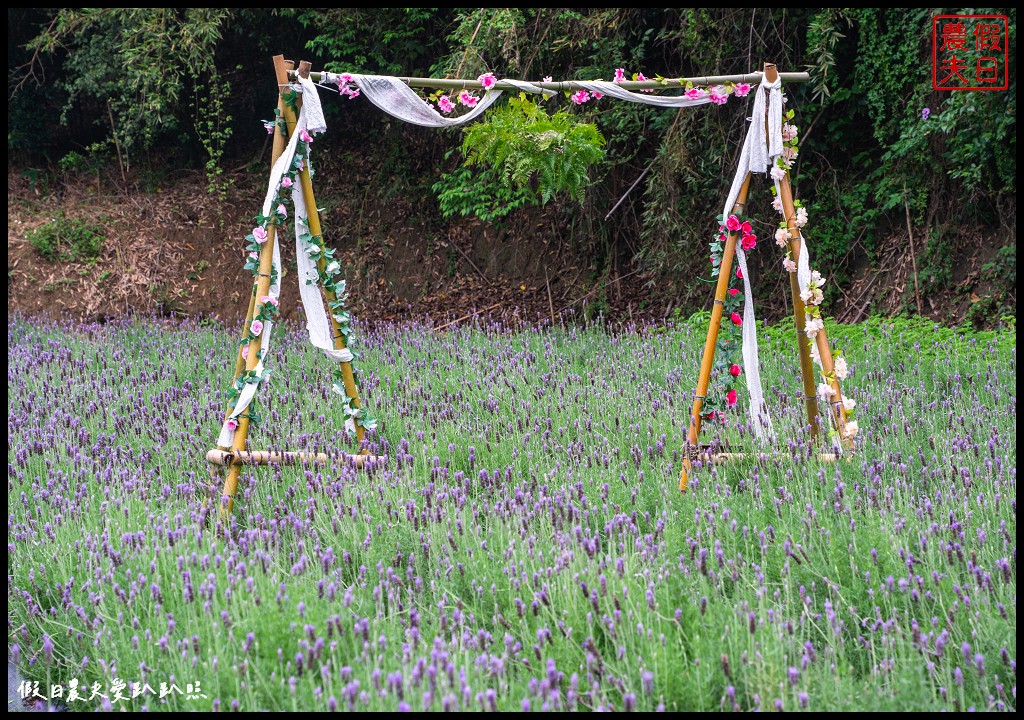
[8,8,1016,308]
[460,96,606,204]
[27,214,105,262]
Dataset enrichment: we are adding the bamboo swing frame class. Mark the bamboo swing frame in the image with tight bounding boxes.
[209,57,851,518]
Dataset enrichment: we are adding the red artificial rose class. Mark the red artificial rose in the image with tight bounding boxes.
[741,221,752,234]
[736,268,744,279]
[725,215,742,232]
[730,312,742,326]
[730,364,741,376]
[741,233,757,250]
[726,389,738,406]
[728,288,739,296]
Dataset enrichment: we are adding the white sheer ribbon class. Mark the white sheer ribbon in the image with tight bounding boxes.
[350,74,502,127]
[717,74,785,443]
[576,80,714,108]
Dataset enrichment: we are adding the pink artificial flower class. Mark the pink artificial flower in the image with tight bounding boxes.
[741,233,757,250]
[709,85,729,105]
[260,295,278,306]
[339,73,354,84]
[263,121,275,135]
[478,73,497,91]
[772,196,784,213]
[277,203,288,218]
[725,215,742,232]
[736,268,743,280]
[718,233,728,243]
[593,91,603,100]
[571,90,591,105]
[248,251,259,261]
[726,389,738,407]
[775,228,790,246]
[226,418,238,431]
[614,68,626,83]
[542,76,553,83]
[729,364,741,377]
[685,87,706,101]
[636,72,653,93]
[281,176,293,189]
[730,312,742,326]
[458,91,479,108]
[253,226,268,243]
[728,288,739,297]
[438,95,454,113]
[734,83,751,97]
[783,257,797,272]
[241,345,248,360]
[770,165,787,181]
[250,320,264,336]
[740,221,752,234]
[298,129,313,143]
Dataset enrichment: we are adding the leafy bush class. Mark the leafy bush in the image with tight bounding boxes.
[459,96,606,204]
[28,215,105,262]
[432,152,538,222]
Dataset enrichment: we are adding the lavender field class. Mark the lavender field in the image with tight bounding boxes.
[7,314,1016,711]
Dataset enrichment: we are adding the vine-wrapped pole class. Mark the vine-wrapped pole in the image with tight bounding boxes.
[290,60,367,446]
[297,71,810,91]
[217,54,292,522]
[679,173,751,492]
[763,63,822,443]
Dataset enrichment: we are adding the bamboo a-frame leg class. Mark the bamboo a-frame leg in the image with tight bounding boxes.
[679,174,751,491]
[213,56,375,521]
[777,172,853,450]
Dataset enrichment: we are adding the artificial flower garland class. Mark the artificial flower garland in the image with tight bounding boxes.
[702,213,757,422]
[234,88,376,439]
[425,69,753,114]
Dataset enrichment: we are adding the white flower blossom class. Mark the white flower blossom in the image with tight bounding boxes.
[809,341,822,367]
[833,356,849,379]
[805,317,825,338]
[795,207,809,227]
[775,228,790,246]
[770,165,787,181]
[783,257,797,273]
[842,396,856,411]
[772,196,784,214]
[818,382,835,399]
[842,420,859,438]
[325,261,341,275]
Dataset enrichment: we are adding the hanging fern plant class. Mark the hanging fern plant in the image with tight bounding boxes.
[459,95,606,204]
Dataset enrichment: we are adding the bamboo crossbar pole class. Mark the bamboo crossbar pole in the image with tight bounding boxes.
[219,55,292,520]
[222,60,294,423]
[297,70,811,90]
[207,449,383,469]
[291,61,367,446]
[694,451,837,464]
[679,173,752,492]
